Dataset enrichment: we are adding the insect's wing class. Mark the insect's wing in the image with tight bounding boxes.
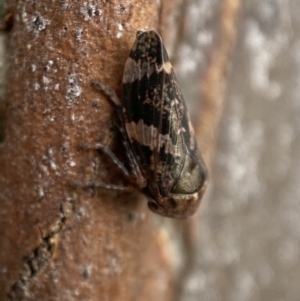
[153,70,186,196]
[122,30,206,199]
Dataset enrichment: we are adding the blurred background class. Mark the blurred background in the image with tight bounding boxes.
[175,0,300,300]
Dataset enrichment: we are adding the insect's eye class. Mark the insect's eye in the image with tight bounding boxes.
[171,154,207,194]
[148,200,159,211]
[168,198,177,208]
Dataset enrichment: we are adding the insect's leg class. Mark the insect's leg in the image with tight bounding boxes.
[71,180,134,192]
[73,142,133,192]
[93,79,133,165]
[108,117,147,189]
[80,142,131,179]
[81,141,147,189]
[92,80,147,189]
[118,127,140,172]
[93,81,128,150]
[93,80,121,107]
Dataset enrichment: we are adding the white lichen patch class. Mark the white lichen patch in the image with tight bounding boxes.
[75,29,82,43]
[80,3,102,21]
[45,60,54,71]
[116,23,123,39]
[34,82,40,91]
[69,160,76,167]
[41,148,61,177]
[42,76,51,91]
[66,73,82,105]
[22,7,50,35]
[37,186,45,200]
[43,76,50,85]
[70,113,84,122]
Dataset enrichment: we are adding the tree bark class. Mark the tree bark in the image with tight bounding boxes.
[0,1,172,300]
[0,0,240,300]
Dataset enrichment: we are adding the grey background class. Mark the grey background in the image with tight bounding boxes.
[177,0,300,300]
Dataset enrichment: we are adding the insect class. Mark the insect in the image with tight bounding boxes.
[82,30,208,218]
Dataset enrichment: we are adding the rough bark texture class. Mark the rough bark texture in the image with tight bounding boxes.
[0,0,241,300]
[0,1,172,300]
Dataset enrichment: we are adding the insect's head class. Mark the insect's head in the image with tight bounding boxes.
[147,158,208,218]
[148,181,207,218]
[147,182,207,218]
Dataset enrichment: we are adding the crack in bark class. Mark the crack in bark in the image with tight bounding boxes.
[7,205,68,301]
